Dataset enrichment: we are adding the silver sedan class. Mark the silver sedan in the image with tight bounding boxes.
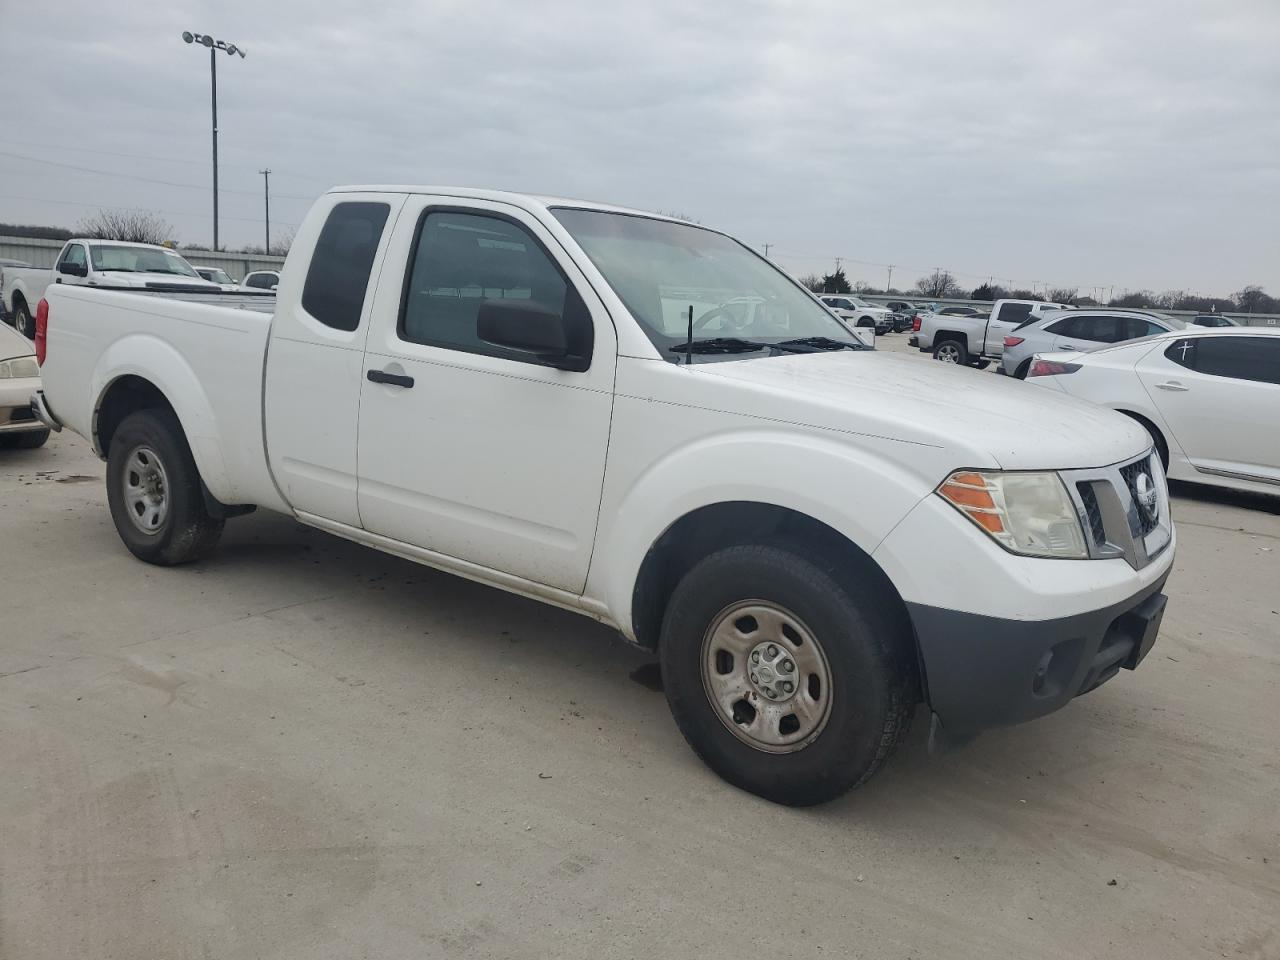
[999,309,1183,379]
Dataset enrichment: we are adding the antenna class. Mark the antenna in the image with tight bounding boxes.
[685,304,694,366]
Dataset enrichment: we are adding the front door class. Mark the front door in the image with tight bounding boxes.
[1139,334,1280,483]
[356,200,617,593]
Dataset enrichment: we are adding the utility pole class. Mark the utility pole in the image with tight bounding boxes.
[182,32,246,252]
[834,257,843,275]
[886,264,894,292]
[260,168,271,252]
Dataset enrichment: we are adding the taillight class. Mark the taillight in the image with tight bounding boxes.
[1004,336,1024,348]
[912,316,922,332]
[34,297,49,366]
[1028,359,1081,378]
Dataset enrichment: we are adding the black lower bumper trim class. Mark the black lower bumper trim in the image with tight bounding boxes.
[909,574,1169,737]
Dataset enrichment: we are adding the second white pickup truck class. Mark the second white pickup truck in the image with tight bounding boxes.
[913,298,1071,368]
[2,239,219,337]
[33,186,1175,805]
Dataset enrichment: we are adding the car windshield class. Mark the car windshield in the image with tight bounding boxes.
[552,209,860,361]
[200,268,233,284]
[89,244,200,278]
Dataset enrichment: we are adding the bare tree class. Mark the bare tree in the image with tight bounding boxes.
[269,228,294,257]
[1234,285,1276,314]
[75,209,174,245]
[1047,287,1078,304]
[914,269,962,298]
[796,273,824,293]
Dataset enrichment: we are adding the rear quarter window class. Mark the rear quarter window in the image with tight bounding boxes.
[301,202,391,331]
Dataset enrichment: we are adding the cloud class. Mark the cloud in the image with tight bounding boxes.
[2,0,1276,294]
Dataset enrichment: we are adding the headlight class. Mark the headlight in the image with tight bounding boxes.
[0,356,39,379]
[938,470,1087,559]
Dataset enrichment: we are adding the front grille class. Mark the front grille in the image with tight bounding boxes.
[1119,458,1160,535]
[1062,452,1170,570]
[1077,483,1107,544]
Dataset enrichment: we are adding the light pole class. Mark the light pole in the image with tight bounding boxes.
[259,168,271,252]
[181,31,246,251]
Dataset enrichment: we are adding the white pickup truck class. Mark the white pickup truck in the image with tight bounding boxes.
[2,239,218,337]
[32,186,1174,805]
[912,298,1071,368]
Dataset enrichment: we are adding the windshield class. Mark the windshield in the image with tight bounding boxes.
[552,209,859,360]
[89,244,200,278]
[199,267,233,284]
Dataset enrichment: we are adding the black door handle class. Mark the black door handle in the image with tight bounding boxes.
[367,369,415,388]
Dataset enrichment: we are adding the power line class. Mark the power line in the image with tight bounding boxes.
[14,140,328,184]
[0,192,299,227]
[0,150,316,201]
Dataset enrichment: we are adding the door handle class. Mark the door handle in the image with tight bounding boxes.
[367,368,415,388]
[1154,380,1189,392]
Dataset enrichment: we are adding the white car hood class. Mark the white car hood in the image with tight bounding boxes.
[96,271,220,288]
[696,350,1150,470]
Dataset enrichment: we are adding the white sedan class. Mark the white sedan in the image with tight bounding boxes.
[1026,327,1280,497]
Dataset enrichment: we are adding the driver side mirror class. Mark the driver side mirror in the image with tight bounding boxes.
[477,299,590,372]
[58,261,88,277]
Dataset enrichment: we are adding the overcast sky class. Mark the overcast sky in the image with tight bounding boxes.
[2,0,1277,296]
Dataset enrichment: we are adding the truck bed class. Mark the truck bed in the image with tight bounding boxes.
[38,285,287,512]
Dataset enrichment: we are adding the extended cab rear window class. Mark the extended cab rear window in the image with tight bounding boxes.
[301,201,390,331]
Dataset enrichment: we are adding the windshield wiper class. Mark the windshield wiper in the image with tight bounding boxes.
[776,336,865,351]
[669,337,809,356]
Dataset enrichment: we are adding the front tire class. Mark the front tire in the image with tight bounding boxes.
[106,409,223,565]
[659,544,914,806]
[933,339,967,364]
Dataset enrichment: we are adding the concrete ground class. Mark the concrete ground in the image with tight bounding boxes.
[2,350,1278,959]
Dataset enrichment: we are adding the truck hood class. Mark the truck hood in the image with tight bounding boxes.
[95,271,220,289]
[695,350,1149,471]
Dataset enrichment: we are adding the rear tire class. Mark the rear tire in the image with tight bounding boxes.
[659,543,914,806]
[13,301,32,339]
[106,409,223,565]
[934,339,968,364]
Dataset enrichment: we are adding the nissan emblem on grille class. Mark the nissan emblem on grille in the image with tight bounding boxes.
[1134,471,1158,523]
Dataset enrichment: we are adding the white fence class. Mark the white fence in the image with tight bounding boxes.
[0,236,284,281]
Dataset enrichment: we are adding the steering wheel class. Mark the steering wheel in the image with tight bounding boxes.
[692,304,748,333]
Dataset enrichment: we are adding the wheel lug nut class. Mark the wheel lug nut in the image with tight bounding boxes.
[750,673,758,684]
[751,651,760,663]
[781,660,794,673]
[782,681,793,693]
[765,689,775,698]
[767,645,778,658]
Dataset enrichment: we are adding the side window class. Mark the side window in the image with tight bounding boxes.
[60,244,86,268]
[301,202,390,331]
[1138,320,1168,338]
[400,210,591,365]
[1194,336,1280,385]
[1045,317,1077,336]
[999,303,1032,325]
[1165,338,1197,370]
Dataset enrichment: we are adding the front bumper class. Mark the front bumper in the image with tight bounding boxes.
[0,377,46,434]
[909,573,1169,738]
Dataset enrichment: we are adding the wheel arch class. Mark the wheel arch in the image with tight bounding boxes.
[90,338,233,499]
[1113,408,1170,469]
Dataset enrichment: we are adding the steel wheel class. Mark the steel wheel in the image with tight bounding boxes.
[935,342,962,363]
[14,303,32,339]
[122,445,171,534]
[700,600,833,754]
